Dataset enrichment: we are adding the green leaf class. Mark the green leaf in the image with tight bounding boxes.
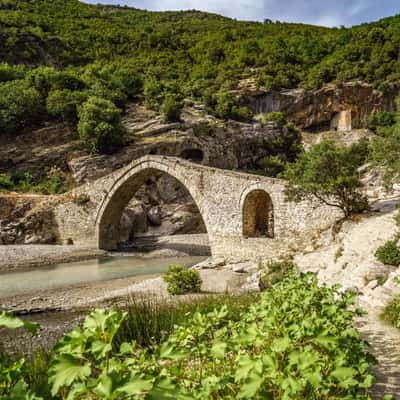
[93,375,113,399]
[211,341,227,359]
[117,376,153,396]
[0,312,39,335]
[49,354,91,396]
[271,335,290,353]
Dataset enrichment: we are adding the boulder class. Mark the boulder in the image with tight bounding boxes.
[148,206,162,226]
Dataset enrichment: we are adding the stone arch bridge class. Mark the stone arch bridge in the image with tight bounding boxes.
[54,156,339,260]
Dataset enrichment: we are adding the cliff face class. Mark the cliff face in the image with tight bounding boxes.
[241,82,398,132]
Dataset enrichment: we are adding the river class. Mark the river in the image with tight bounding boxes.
[0,255,205,298]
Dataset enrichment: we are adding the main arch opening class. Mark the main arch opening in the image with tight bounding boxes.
[242,190,274,238]
[96,167,209,255]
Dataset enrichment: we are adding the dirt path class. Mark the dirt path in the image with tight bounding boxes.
[294,196,400,399]
[357,311,400,399]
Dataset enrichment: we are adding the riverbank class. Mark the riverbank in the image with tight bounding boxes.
[0,245,108,272]
[0,234,211,273]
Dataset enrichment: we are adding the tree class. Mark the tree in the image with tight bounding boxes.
[77,97,125,154]
[283,140,368,217]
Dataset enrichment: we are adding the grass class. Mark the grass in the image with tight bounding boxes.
[115,293,257,348]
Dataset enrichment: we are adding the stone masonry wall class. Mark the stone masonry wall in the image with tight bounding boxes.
[52,155,342,261]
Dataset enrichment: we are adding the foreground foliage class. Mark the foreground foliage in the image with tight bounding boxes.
[1,273,379,399]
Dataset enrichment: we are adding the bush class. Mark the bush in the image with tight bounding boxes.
[256,155,287,177]
[382,295,400,329]
[143,77,163,110]
[160,94,182,123]
[163,265,202,295]
[215,90,253,122]
[77,96,125,154]
[0,274,378,399]
[0,173,13,190]
[0,79,44,134]
[261,111,287,127]
[375,238,400,266]
[46,89,87,121]
[365,111,396,132]
[260,259,297,289]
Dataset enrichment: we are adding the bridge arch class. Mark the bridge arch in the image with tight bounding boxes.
[95,158,208,250]
[242,188,274,238]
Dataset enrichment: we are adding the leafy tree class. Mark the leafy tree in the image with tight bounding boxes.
[283,140,368,217]
[77,97,125,154]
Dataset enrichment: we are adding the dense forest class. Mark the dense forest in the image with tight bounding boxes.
[0,0,399,138]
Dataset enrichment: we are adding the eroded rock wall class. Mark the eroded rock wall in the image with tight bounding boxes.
[241,82,398,131]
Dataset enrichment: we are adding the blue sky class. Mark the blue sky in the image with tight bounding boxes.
[83,0,399,27]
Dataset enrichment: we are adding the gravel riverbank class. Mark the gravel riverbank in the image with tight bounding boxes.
[0,245,107,272]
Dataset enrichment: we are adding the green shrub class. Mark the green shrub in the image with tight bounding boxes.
[0,173,13,189]
[382,295,400,329]
[365,111,396,132]
[0,79,44,134]
[143,77,163,110]
[77,96,125,154]
[256,155,286,177]
[46,89,87,121]
[375,238,400,266]
[260,259,297,289]
[215,90,253,122]
[163,265,202,295]
[261,111,287,127]
[160,94,182,123]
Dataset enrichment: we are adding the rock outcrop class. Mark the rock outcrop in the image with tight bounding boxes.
[0,196,59,245]
[240,81,398,132]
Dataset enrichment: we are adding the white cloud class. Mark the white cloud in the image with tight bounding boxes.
[83,0,400,26]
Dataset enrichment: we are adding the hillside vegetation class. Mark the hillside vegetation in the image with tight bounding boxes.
[0,0,400,138]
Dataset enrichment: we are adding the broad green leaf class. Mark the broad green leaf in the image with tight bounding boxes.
[0,312,39,335]
[49,354,91,396]
[211,341,227,359]
[117,376,153,396]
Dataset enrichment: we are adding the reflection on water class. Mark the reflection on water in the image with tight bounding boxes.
[0,256,205,298]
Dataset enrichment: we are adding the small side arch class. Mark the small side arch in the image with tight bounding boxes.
[242,189,274,238]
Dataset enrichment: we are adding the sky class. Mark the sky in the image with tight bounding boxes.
[83,0,399,27]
